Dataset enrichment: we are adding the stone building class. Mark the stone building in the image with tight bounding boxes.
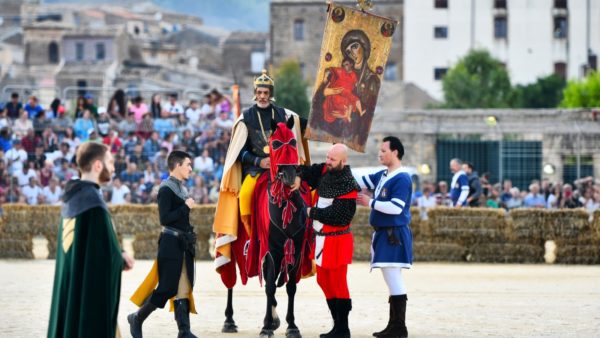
[55,26,129,101]
[404,0,600,100]
[323,106,600,189]
[270,0,403,83]
[222,31,268,90]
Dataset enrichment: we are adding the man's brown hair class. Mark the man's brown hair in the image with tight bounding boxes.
[76,142,108,173]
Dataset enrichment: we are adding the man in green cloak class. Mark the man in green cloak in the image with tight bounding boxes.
[47,142,134,338]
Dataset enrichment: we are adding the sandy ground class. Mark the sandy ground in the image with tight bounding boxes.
[1,240,599,337]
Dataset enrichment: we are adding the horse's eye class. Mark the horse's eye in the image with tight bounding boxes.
[272,140,284,150]
[289,139,297,147]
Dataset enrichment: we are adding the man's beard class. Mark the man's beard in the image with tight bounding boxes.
[326,162,344,172]
[257,100,270,108]
[99,164,112,183]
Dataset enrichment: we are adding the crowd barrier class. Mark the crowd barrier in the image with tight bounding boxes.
[1,205,599,264]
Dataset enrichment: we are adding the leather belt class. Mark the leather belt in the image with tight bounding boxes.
[162,226,190,237]
[315,228,351,237]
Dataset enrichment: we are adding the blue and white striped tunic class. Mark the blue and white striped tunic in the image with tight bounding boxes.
[356,168,413,268]
[450,170,469,206]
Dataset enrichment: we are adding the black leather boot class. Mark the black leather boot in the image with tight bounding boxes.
[174,299,198,338]
[379,295,408,338]
[373,296,394,337]
[335,298,352,338]
[320,299,338,338]
[127,298,157,338]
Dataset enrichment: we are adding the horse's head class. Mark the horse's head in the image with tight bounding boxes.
[269,117,298,187]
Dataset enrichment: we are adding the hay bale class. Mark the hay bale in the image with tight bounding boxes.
[47,239,57,259]
[413,241,466,262]
[545,209,590,243]
[409,207,423,239]
[111,204,159,234]
[2,204,36,235]
[508,209,545,245]
[467,243,544,263]
[0,235,34,259]
[132,231,160,259]
[590,210,600,244]
[427,207,507,245]
[351,224,373,261]
[353,207,370,227]
[554,240,600,264]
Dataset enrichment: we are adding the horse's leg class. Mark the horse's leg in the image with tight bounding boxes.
[285,268,301,338]
[260,256,279,338]
[221,288,238,333]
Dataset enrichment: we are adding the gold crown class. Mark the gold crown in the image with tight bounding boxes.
[254,69,274,89]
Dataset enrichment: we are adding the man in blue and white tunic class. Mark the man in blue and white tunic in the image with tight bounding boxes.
[449,158,470,207]
[355,136,411,338]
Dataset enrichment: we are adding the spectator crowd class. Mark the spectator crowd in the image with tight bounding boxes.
[416,158,600,217]
[2,91,599,217]
[0,89,235,211]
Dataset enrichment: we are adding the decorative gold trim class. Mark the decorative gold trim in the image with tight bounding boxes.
[62,218,76,253]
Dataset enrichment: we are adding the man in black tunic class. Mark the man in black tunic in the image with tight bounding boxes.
[128,150,197,338]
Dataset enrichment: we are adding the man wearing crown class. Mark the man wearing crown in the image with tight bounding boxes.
[213,71,309,300]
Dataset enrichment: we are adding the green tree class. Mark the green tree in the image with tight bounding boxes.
[560,71,600,108]
[442,49,512,108]
[274,60,310,119]
[511,74,566,108]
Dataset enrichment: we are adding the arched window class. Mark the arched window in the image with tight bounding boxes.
[48,42,59,64]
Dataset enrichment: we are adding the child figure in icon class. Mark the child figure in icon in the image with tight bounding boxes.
[322,57,364,124]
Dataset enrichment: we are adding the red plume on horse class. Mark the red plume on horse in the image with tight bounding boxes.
[246,117,314,338]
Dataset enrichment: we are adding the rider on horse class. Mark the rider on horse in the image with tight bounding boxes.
[213,69,310,292]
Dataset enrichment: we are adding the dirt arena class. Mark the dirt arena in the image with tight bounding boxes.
[2,254,599,337]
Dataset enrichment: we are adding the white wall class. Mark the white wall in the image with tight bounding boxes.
[404,0,600,101]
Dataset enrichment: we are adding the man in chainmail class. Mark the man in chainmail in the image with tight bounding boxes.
[128,150,198,338]
[292,143,359,338]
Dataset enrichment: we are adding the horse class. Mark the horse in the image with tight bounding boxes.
[246,117,313,338]
[219,116,312,337]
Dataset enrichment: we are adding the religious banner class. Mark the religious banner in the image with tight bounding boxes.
[305,2,397,152]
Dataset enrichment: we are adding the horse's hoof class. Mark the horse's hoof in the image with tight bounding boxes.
[259,329,274,338]
[222,320,238,333]
[286,327,302,338]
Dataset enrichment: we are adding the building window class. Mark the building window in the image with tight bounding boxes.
[434,0,448,9]
[75,42,84,61]
[434,67,448,80]
[299,62,306,79]
[434,26,448,39]
[554,16,568,39]
[293,19,304,41]
[554,0,567,9]
[494,0,507,9]
[384,62,397,81]
[554,62,566,79]
[494,16,508,39]
[95,43,105,60]
[589,54,597,71]
[251,51,266,73]
[48,42,59,63]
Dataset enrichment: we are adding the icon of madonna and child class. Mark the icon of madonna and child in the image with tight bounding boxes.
[308,29,384,153]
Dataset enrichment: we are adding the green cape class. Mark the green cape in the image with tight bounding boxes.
[47,207,123,338]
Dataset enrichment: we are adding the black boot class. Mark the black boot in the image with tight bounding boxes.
[174,299,198,338]
[127,298,157,338]
[373,296,394,337]
[379,295,408,338]
[320,299,338,338]
[335,298,352,338]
